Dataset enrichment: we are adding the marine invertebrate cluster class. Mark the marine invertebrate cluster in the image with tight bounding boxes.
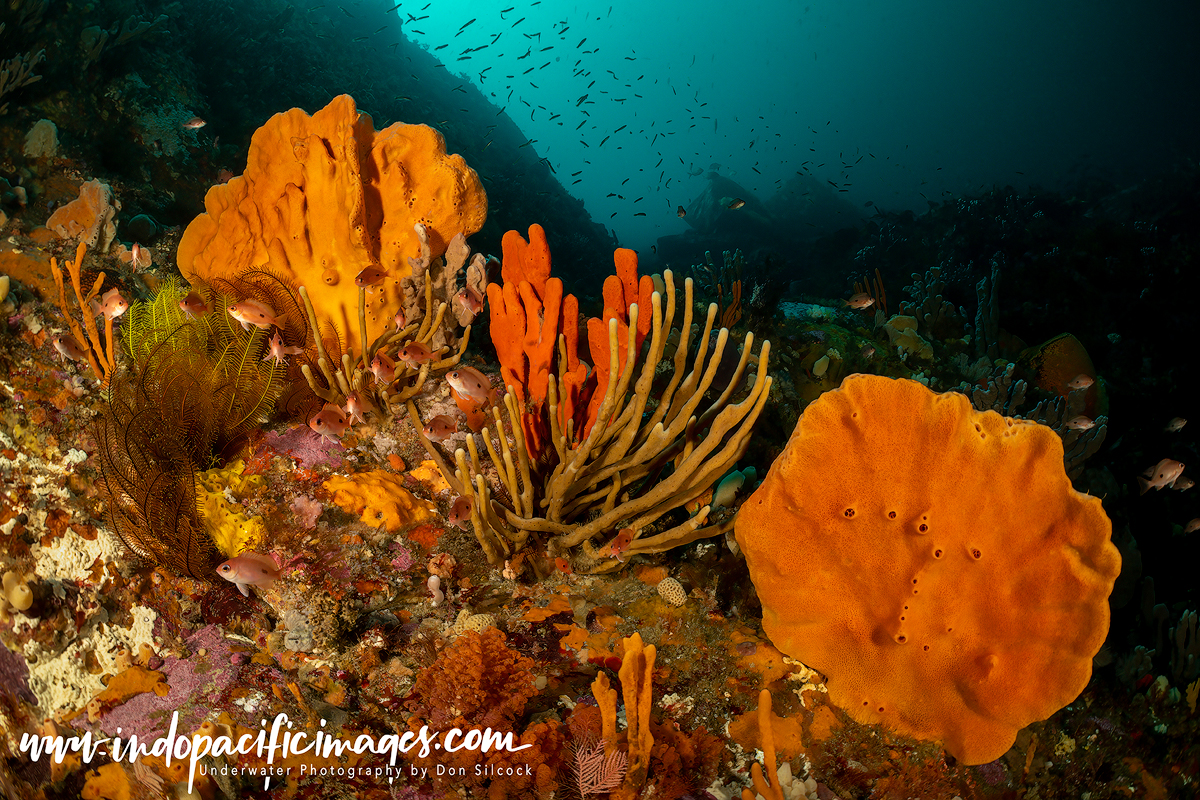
[97,280,285,579]
[421,225,772,571]
[735,374,1122,765]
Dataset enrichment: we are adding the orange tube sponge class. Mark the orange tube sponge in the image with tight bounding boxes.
[735,374,1121,765]
[178,94,486,353]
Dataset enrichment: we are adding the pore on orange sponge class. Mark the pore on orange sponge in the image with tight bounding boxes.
[734,373,1121,765]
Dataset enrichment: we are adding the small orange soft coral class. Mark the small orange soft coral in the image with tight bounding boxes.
[177,94,486,354]
[735,374,1121,765]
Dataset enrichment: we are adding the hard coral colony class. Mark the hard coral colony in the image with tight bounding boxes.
[0,10,1192,800]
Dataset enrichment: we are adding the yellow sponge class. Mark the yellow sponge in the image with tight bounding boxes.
[196,460,267,557]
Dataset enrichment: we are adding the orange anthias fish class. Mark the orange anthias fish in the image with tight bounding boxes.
[398,341,436,365]
[262,331,304,365]
[445,365,494,408]
[606,527,634,562]
[1139,458,1185,494]
[179,291,210,319]
[394,310,409,330]
[448,495,473,530]
[554,556,573,575]
[130,242,152,271]
[228,298,279,330]
[1066,415,1095,431]
[422,414,457,441]
[92,288,128,320]
[845,292,875,310]
[309,402,351,443]
[1066,373,1094,390]
[355,266,387,287]
[1175,476,1195,492]
[454,287,485,316]
[51,333,90,362]
[216,551,279,597]
[182,116,207,130]
[1185,518,1200,533]
[370,351,396,385]
[343,391,368,425]
[1165,417,1187,433]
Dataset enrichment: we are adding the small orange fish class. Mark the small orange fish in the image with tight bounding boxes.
[1139,458,1185,494]
[727,198,745,209]
[51,333,89,362]
[182,116,207,130]
[216,551,279,597]
[262,331,303,365]
[607,527,634,562]
[394,309,409,330]
[228,298,279,330]
[1175,476,1195,492]
[1185,518,1200,533]
[217,168,234,183]
[1165,417,1187,433]
[860,343,876,358]
[554,556,573,575]
[454,287,484,316]
[355,266,387,287]
[370,351,396,384]
[130,242,152,271]
[422,414,457,441]
[179,291,210,319]
[97,287,129,320]
[1066,373,1094,390]
[676,205,686,218]
[309,402,351,443]
[398,341,435,365]
[845,292,875,310]
[1065,415,1095,431]
[448,495,473,530]
[343,391,368,425]
[445,365,493,407]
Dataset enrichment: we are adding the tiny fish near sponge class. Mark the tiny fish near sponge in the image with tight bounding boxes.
[734,374,1121,765]
[177,94,486,353]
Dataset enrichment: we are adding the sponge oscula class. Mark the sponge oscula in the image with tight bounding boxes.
[735,374,1121,765]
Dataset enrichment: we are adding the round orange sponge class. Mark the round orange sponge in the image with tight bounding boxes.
[735,374,1121,765]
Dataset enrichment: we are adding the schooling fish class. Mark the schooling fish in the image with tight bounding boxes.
[448,495,473,530]
[130,242,152,271]
[1065,415,1095,431]
[51,333,90,362]
[1175,476,1195,492]
[309,402,351,443]
[422,414,457,441]
[1165,417,1187,433]
[216,551,280,597]
[398,341,436,365]
[445,365,494,407]
[845,292,875,310]
[228,298,279,330]
[343,391,368,425]
[95,288,129,320]
[370,351,397,385]
[1139,458,1185,494]
[180,291,210,319]
[1185,518,1200,533]
[355,265,387,287]
[454,286,485,316]
[1066,373,1094,390]
[262,331,303,365]
[182,117,207,130]
[676,205,686,218]
[727,198,745,210]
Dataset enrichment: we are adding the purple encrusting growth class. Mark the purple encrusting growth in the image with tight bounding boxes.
[96,625,241,740]
[0,642,36,705]
[390,541,414,572]
[262,425,345,468]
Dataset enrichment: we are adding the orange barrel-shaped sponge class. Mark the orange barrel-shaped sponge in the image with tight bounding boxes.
[735,374,1121,764]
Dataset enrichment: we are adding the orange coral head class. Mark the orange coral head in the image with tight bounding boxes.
[500,224,553,298]
[734,374,1121,765]
[177,94,486,357]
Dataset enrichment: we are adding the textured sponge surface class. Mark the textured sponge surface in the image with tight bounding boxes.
[735,374,1121,764]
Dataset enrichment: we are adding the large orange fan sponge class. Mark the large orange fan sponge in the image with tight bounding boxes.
[178,94,486,353]
[735,374,1121,765]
